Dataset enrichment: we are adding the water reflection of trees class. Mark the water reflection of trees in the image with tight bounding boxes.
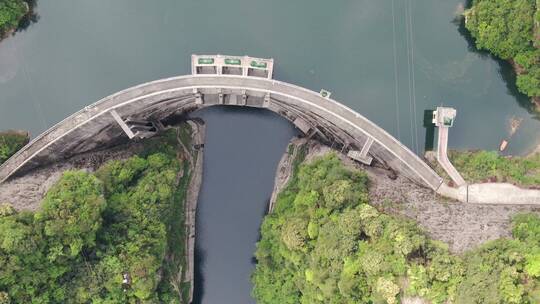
[497,57,540,119]
[17,0,40,33]
[454,0,539,119]
[423,109,435,152]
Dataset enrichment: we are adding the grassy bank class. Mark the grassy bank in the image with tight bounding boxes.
[252,153,540,304]
[464,0,540,108]
[449,150,540,187]
[0,128,193,303]
[0,130,29,165]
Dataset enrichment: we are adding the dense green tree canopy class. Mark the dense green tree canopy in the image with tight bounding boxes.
[465,0,540,99]
[253,153,540,304]
[465,0,535,59]
[0,0,27,36]
[0,132,191,303]
[0,131,29,165]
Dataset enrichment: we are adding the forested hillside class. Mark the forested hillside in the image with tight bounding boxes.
[464,0,540,104]
[0,133,191,303]
[253,154,540,303]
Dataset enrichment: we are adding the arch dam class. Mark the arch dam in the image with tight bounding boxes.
[0,55,443,191]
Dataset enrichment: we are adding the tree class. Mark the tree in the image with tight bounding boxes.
[517,68,540,97]
[375,277,400,304]
[35,171,106,259]
[281,217,308,251]
[0,131,28,165]
[0,0,27,36]
[465,0,535,59]
[464,0,540,99]
[525,253,540,278]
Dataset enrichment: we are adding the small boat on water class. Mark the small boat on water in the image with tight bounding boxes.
[499,139,508,151]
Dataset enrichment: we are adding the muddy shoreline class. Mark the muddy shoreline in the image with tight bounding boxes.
[269,138,540,253]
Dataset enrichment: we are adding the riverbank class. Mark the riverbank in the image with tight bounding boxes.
[178,120,205,304]
[0,0,30,42]
[464,0,540,111]
[270,138,540,253]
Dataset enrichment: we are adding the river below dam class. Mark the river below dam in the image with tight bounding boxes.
[191,107,297,303]
[0,0,539,303]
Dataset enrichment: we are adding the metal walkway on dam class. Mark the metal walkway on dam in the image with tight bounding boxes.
[0,55,444,190]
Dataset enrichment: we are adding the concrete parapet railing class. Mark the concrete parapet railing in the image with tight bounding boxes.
[0,75,443,190]
[437,183,540,204]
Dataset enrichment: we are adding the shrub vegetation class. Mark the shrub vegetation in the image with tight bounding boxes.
[449,150,540,187]
[252,153,540,303]
[0,131,29,165]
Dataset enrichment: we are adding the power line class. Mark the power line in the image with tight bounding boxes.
[391,0,401,141]
[407,0,420,154]
[404,0,415,153]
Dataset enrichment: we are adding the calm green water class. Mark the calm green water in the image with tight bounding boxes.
[0,1,539,303]
[1,0,539,154]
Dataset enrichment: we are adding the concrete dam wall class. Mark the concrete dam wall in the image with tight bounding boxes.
[0,75,443,190]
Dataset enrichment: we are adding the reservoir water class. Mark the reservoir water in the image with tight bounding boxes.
[0,0,539,303]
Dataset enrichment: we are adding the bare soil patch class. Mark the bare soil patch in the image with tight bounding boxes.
[0,141,145,211]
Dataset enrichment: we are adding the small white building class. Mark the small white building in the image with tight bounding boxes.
[432,107,456,127]
[191,54,274,79]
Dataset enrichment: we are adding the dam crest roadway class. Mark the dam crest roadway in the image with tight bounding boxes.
[0,55,444,192]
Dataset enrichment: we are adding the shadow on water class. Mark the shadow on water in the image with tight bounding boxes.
[423,109,435,152]
[453,1,487,56]
[1,0,39,39]
[192,247,205,304]
[497,58,540,118]
[249,198,273,267]
[454,0,539,118]
[17,0,40,32]
[1,0,39,38]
